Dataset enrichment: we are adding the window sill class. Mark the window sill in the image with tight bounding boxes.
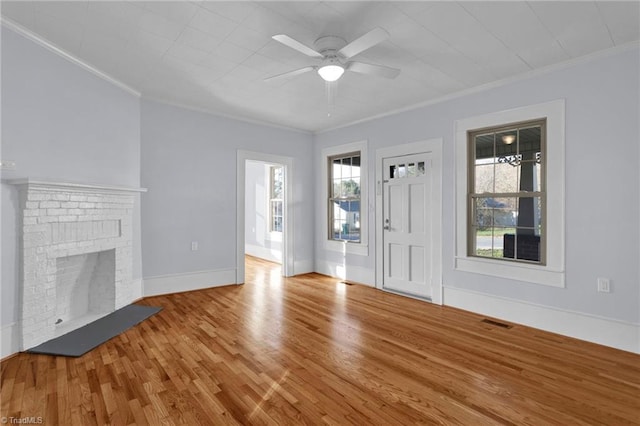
[455,256,564,288]
[324,239,369,256]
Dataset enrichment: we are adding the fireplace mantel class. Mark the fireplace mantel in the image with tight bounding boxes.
[7,178,147,193]
[11,179,143,350]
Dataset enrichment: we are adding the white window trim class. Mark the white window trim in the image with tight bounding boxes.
[455,99,565,287]
[322,140,368,256]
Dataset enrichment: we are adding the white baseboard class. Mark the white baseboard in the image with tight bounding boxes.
[315,260,375,287]
[143,268,237,297]
[293,259,314,276]
[245,244,282,264]
[1,322,19,359]
[444,286,640,354]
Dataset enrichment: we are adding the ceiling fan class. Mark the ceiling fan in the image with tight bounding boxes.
[264,27,401,83]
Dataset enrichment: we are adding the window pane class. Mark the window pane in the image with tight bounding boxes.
[474,228,502,259]
[417,162,425,175]
[492,197,518,227]
[474,197,517,228]
[333,159,342,179]
[515,196,543,235]
[503,232,541,262]
[519,125,542,155]
[352,158,361,178]
[330,199,361,242]
[496,130,517,155]
[474,163,494,193]
[474,197,494,228]
[341,178,360,197]
[332,218,343,240]
[273,216,283,232]
[519,160,540,192]
[341,157,352,179]
[494,161,519,193]
[475,133,494,161]
[332,179,341,198]
[344,201,360,241]
[398,164,407,178]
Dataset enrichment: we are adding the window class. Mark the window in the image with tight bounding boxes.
[329,153,361,242]
[269,166,283,233]
[322,141,368,255]
[468,119,546,264]
[454,100,565,287]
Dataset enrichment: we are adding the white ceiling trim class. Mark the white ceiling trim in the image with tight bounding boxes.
[1,17,141,98]
[317,40,640,135]
[143,94,313,135]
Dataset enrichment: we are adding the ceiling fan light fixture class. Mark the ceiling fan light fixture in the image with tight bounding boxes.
[318,64,344,82]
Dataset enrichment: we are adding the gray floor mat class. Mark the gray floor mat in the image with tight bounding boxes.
[26,304,162,357]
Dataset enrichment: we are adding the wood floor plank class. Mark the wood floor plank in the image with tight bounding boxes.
[2,255,639,425]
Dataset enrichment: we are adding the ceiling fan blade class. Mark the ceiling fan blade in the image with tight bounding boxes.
[338,27,389,59]
[264,66,316,83]
[347,61,401,79]
[272,34,324,58]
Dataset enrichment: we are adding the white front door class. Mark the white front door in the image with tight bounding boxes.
[382,153,432,299]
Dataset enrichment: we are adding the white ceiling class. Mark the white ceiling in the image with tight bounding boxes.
[2,1,639,132]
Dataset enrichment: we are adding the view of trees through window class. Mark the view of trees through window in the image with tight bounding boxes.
[329,153,361,242]
[469,119,545,263]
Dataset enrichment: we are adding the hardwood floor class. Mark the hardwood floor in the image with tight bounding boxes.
[2,256,639,425]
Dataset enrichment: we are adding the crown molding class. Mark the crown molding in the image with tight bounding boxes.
[3,14,636,135]
[142,95,313,136]
[1,17,141,98]
[315,40,640,135]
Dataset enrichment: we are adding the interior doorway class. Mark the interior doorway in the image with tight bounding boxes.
[244,160,284,269]
[236,151,294,284]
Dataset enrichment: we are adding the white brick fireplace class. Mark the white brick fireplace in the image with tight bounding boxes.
[11,180,145,350]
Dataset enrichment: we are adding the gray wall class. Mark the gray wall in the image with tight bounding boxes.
[140,99,313,280]
[1,27,142,327]
[314,47,640,325]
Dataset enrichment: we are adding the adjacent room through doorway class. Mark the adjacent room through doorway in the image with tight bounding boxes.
[244,159,285,275]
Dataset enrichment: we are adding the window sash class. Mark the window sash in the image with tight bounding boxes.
[328,152,361,242]
[467,119,546,265]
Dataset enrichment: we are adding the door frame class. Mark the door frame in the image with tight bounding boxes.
[237,150,294,283]
[375,139,443,304]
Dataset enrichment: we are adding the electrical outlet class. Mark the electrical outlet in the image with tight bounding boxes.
[0,160,16,170]
[191,241,198,251]
[597,277,611,293]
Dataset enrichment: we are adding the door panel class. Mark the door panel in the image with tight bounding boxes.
[409,183,425,234]
[382,153,431,299]
[388,243,404,279]
[410,245,425,282]
[388,184,404,232]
